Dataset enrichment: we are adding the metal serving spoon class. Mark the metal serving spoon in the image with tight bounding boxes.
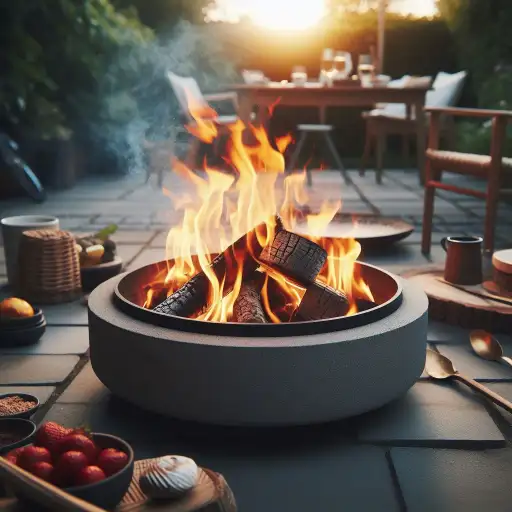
[425,348,512,413]
[470,330,512,368]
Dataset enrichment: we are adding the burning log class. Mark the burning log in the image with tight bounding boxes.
[153,219,281,319]
[294,281,350,321]
[233,274,267,323]
[356,298,377,312]
[259,230,327,285]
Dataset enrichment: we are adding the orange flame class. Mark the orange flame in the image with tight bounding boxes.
[145,86,374,321]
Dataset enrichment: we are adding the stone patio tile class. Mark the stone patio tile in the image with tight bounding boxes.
[127,248,168,269]
[361,244,430,268]
[356,381,505,447]
[58,363,110,404]
[0,355,79,385]
[39,301,88,326]
[484,383,512,439]
[427,321,473,344]
[0,385,55,405]
[0,326,89,355]
[390,447,512,512]
[436,344,512,381]
[401,231,445,244]
[115,244,144,267]
[114,230,157,245]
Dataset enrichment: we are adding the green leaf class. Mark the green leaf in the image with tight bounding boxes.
[93,224,119,240]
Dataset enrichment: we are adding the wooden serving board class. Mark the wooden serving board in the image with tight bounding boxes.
[402,267,512,333]
[117,460,236,512]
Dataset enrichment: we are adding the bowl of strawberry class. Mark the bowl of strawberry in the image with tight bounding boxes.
[5,421,134,510]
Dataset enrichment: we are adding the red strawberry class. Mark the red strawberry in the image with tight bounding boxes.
[35,422,72,452]
[55,451,88,478]
[58,434,97,464]
[30,462,54,482]
[97,448,128,476]
[18,446,52,471]
[74,466,106,486]
[3,447,25,465]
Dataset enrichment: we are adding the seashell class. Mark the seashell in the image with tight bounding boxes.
[139,455,198,499]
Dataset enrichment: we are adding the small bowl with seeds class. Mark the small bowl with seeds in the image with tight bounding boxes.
[0,393,39,420]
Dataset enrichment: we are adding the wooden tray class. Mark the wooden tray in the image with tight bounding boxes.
[402,266,512,333]
[295,213,414,248]
[117,459,236,512]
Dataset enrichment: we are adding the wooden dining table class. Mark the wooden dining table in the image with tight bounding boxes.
[228,82,432,182]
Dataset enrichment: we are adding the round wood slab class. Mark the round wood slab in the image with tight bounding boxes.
[294,213,414,248]
[402,267,512,333]
[118,459,236,511]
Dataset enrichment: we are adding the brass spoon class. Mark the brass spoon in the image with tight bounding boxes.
[469,330,512,368]
[425,348,512,413]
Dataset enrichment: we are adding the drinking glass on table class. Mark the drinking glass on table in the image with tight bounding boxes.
[358,54,375,87]
[334,51,352,80]
[291,66,308,86]
[319,48,334,86]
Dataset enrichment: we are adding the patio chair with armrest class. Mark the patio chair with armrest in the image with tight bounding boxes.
[360,71,467,184]
[421,106,512,254]
[166,72,240,170]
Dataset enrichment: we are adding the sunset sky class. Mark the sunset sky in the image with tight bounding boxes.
[209,0,438,29]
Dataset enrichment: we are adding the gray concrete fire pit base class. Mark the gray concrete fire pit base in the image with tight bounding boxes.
[88,274,428,426]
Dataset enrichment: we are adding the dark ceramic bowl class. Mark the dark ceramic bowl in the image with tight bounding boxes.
[0,308,44,329]
[0,418,36,454]
[0,393,39,420]
[0,318,46,347]
[81,257,123,293]
[63,433,134,510]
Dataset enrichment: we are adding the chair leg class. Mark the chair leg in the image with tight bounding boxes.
[287,131,307,173]
[376,133,385,184]
[360,128,372,177]
[484,173,500,253]
[185,138,200,170]
[324,132,352,185]
[401,135,410,167]
[421,161,438,255]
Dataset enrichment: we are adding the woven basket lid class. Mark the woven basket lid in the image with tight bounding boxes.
[492,249,512,275]
[17,229,82,304]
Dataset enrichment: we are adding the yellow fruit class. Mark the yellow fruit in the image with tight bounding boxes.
[84,244,105,265]
[0,298,35,319]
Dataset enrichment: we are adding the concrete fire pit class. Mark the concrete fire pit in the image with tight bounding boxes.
[88,261,428,426]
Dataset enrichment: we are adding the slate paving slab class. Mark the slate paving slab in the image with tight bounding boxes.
[39,301,88,326]
[57,363,109,404]
[390,447,512,512]
[0,385,55,405]
[0,355,79,385]
[0,326,89,355]
[356,381,505,447]
[436,344,512,381]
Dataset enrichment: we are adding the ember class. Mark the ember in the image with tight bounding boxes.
[145,91,375,323]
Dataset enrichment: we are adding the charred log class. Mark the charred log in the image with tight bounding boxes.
[294,281,350,321]
[233,274,267,323]
[259,230,327,285]
[356,298,377,312]
[153,218,281,318]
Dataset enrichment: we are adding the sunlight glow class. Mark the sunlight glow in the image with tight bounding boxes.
[390,0,438,18]
[212,0,326,30]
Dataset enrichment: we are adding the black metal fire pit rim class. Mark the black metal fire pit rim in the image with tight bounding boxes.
[113,261,403,338]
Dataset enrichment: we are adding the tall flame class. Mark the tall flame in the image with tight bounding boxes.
[144,89,374,321]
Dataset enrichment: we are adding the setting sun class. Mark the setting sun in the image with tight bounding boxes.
[216,0,327,30]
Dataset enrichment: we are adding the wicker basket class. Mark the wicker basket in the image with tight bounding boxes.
[17,229,82,304]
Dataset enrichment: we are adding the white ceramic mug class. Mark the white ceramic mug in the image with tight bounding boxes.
[1,215,60,288]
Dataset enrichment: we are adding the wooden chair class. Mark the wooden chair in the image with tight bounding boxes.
[361,71,467,184]
[421,106,512,254]
[167,72,240,170]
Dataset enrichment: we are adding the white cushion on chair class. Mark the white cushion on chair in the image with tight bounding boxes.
[297,124,333,131]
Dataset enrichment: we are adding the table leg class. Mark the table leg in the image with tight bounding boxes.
[415,102,427,186]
